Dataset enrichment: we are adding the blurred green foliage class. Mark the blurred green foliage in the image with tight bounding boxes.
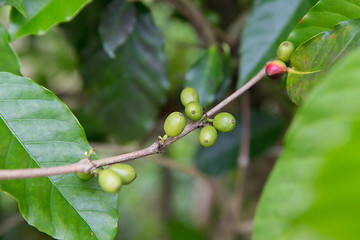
[5,0,347,239]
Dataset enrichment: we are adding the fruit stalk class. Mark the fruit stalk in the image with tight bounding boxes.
[0,67,266,180]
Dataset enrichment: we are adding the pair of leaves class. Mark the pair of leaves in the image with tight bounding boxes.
[1,0,25,16]
[99,0,136,58]
[253,48,360,239]
[287,0,360,48]
[240,0,360,106]
[284,0,360,105]
[0,0,131,239]
[185,44,231,108]
[0,73,118,240]
[75,2,169,143]
[283,0,360,104]
[8,0,92,40]
[1,0,168,239]
[0,24,20,75]
[238,0,315,87]
[287,19,360,104]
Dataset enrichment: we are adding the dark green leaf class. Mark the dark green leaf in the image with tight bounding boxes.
[215,43,232,102]
[185,45,223,108]
[149,3,205,94]
[287,19,360,104]
[254,49,360,240]
[168,220,204,240]
[287,0,360,48]
[1,0,26,16]
[8,0,92,40]
[99,0,136,58]
[0,73,118,240]
[238,0,314,87]
[0,24,20,75]
[81,3,169,143]
[196,111,284,176]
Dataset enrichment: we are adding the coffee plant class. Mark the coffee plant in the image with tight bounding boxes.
[1,0,360,239]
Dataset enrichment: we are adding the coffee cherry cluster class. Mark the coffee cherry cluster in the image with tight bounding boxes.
[98,163,137,193]
[78,157,137,194]
[265,41,295,79]
[162,87,236,148]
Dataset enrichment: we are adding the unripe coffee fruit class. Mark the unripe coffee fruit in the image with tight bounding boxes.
[185,101,203,121]
[277,41,295,63]
[213,112,236,133]
[77,172,93,181]
[180,87,199,107]
[98,169,122,193]
[265,60,287,79]
[109,163,137,185]
[199,125,217,147]
[164,112,186,137]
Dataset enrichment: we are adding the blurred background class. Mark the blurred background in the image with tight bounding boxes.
[0,0,296,239]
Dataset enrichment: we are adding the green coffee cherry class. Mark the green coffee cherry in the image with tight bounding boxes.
[185,101,203,121]
[199,125,217,147]
[213,112,236,133]
[277,41,295,63]
[109,163,137,185]
[164,112,186,137]
[77,172,93,181]
[180,87,199,107]
[98,169,122,193]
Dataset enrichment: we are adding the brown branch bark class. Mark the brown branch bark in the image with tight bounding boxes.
[0,68,265,180]
[206,67,265,117]
[150,155,226,208]
[0,212,23,236]
[231,91,251,227]
[162,0,216,46]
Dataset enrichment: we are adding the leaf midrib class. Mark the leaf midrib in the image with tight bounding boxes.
[0,87,99,240]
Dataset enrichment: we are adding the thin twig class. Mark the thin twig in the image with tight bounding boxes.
[150,155,226,207]
[207,67,265,116]
[0,68,266,180]
[0,160,89,180]
[227,11,249,45]
[150,156,208,181]
[162,0,216,46]
[231,91,251,228]
[0,212,24,236]
[234,220,253,234]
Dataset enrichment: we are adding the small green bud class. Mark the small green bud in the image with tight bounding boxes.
[277,41,295,63]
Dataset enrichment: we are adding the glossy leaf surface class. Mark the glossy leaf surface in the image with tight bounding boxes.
[238,0,315,87]
[80,3,169,142]
[254,49,360,240]
[215,44,232,102]
[1,0,26,16]
[0,24,20,75]
[287,0,360,48]
[0,73,118,240]
[185,45,223,108]
[287,19,360,104]
[8,0,92,40]
[99,0,136,58]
